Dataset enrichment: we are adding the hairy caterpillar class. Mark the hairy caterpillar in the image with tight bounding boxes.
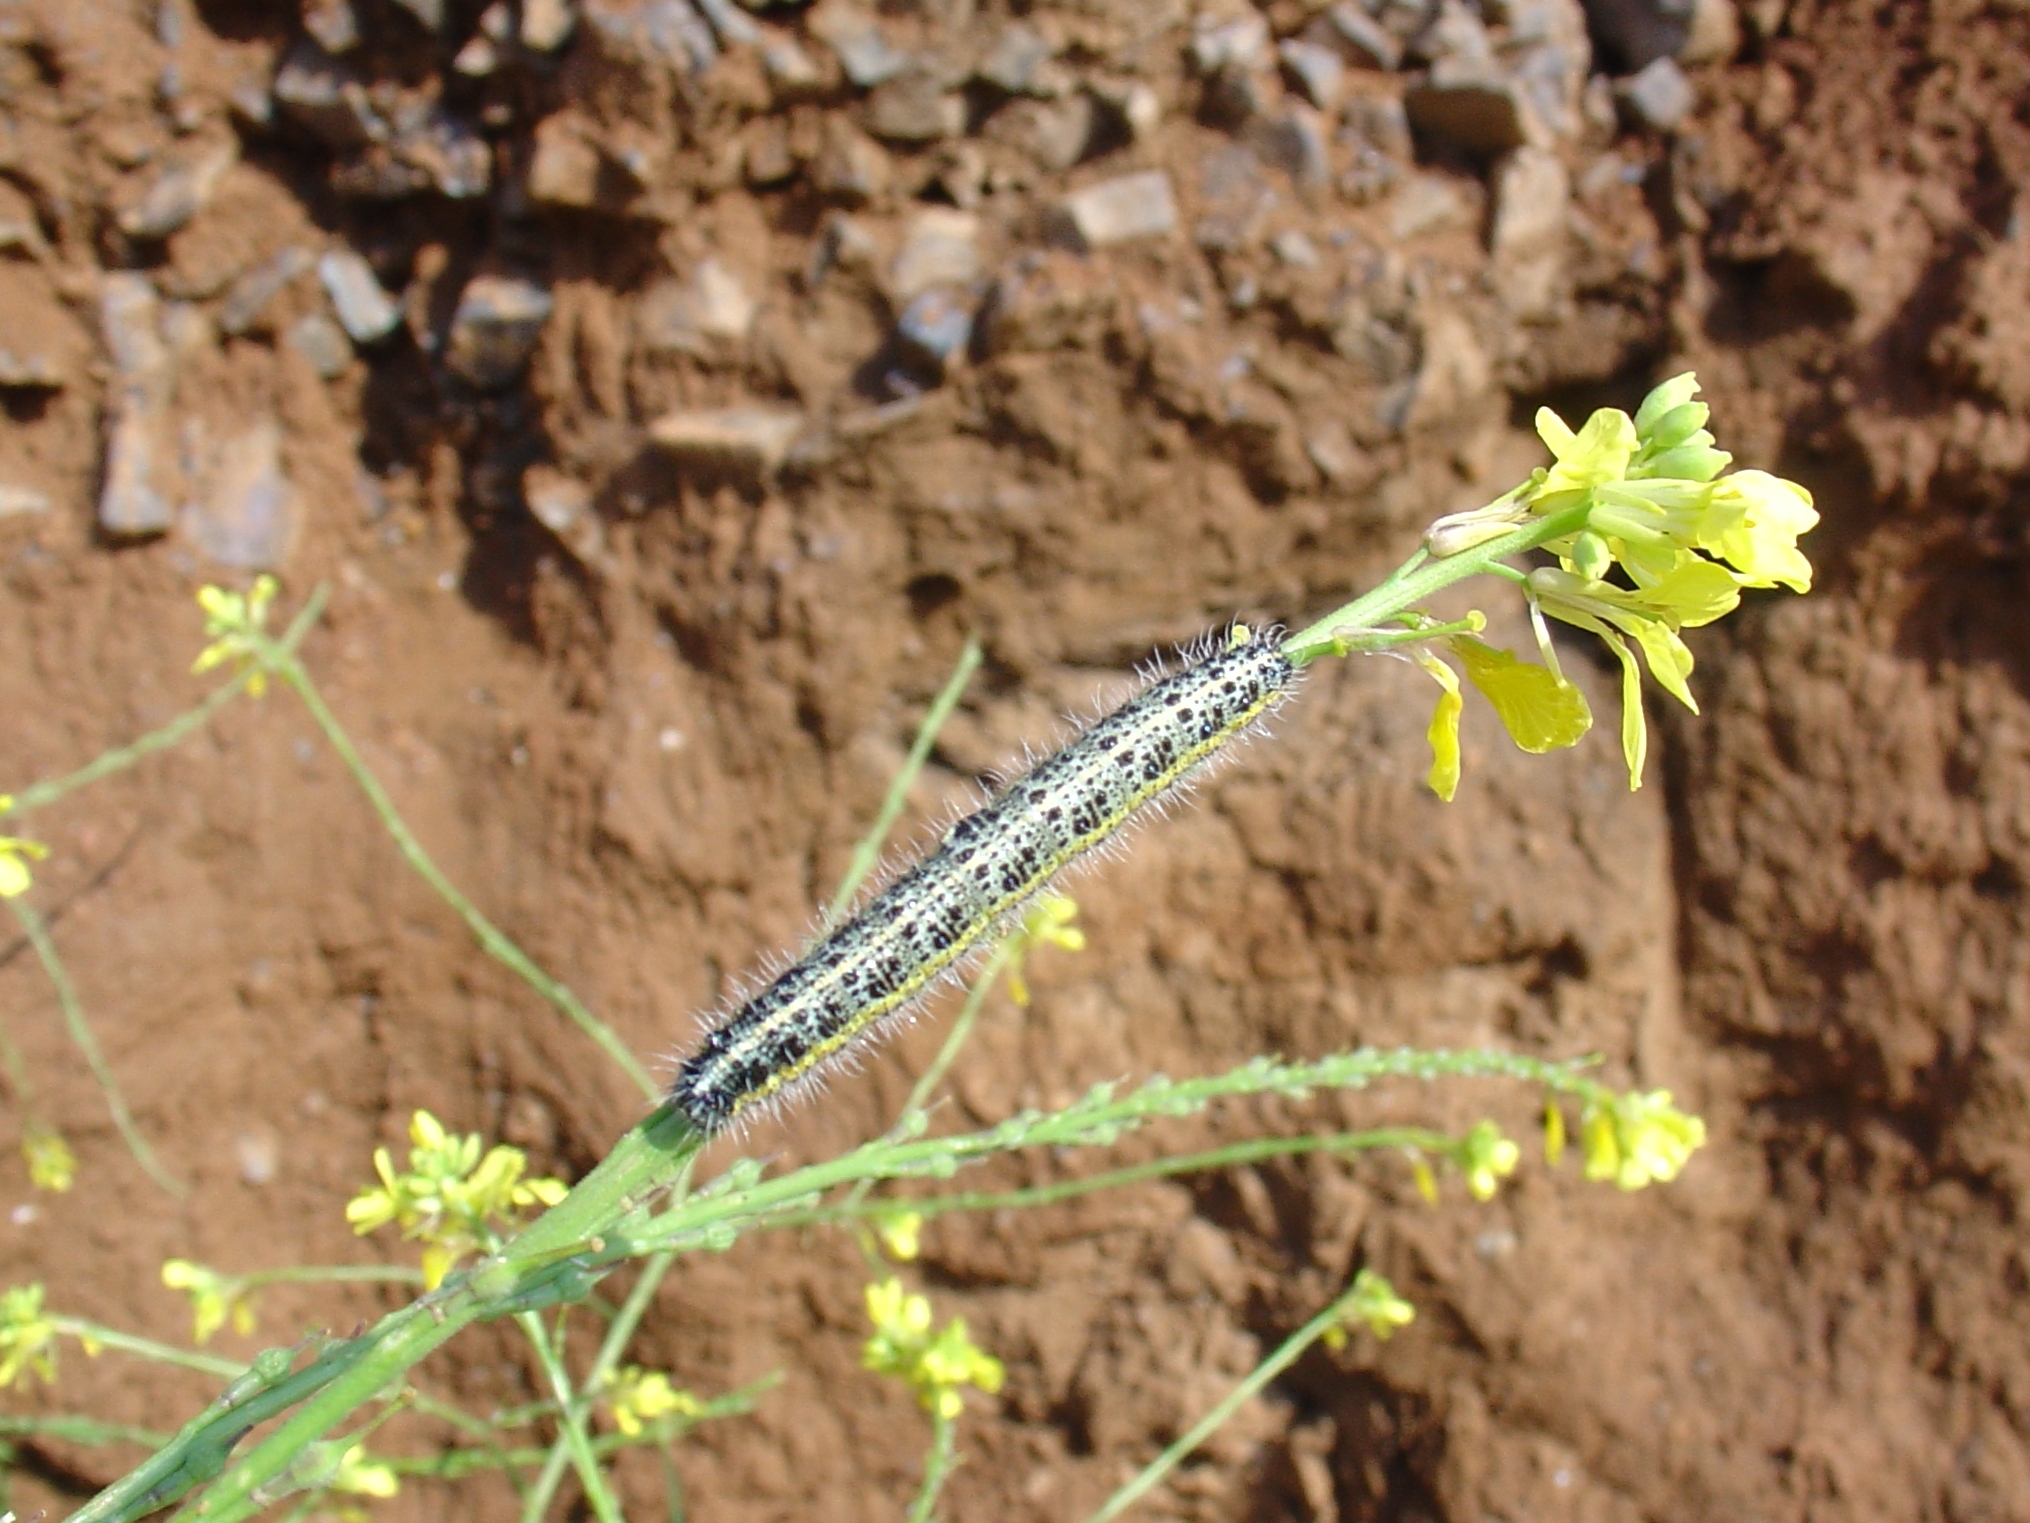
[670,627,1299,1135]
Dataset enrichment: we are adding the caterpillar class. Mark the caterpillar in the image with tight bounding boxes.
[670,626,1300,1135]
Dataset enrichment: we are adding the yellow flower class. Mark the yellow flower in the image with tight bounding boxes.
[862,1278,1004,1420]
[191,575,281,697]
[1456,1120,1520,1202]
[1580,1090,1707,1191]
[330,1443,400,1499]
[345,1111,568,1288]
[0,834,48,898]
[161,1260,257,1344]
[22,1124,75,1192]
[602,1367,702,1437]
[1325,1268,1415,1350]
[1695,470,1818,592]
[0,1283,59,1388]
[1003,894,1085,1008]
[875,1210,923,1262]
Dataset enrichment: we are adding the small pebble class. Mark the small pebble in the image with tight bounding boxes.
[184,422,295,570]
[521,0,576,50]
[649,406,806,480]
[286,311,353,377]
[1057,170,1178,249]
[1618,56,1695,130]
[220,246,314,335]
[0,485,52,517]
[317,249,402,343]
[444,275,553,389]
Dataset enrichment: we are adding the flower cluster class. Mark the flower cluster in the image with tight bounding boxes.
[345,1111,568,1289]
[1420,373,1817,790]
[1324,1268,1417,1351]
[1002,893,1086,1008]
[601,1366,704,1437]
[1456,1120,1522,1202]
[1578,1089,1707,1191]
[160,1259,258,1344]
[862,1277,1005,1421]
[0,1283,63,1388]
[22,1123,75,1193]
[191,575,281,696]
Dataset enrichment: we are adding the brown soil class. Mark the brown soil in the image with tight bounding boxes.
[4,0,2029,1519]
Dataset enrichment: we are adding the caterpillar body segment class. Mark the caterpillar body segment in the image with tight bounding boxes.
[670,629,1298,1134]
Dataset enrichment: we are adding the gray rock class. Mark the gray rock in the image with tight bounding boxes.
[302,0,359,53]
[637,257,756,352]
[1057,170,1178,250]
[1308,3,1402,69]
[524,464,605,562]
[1409,0,1495,66]
[272,42,383,148]
[286,311,353,377]
[521,0,577,51]
[183,422,295,570]
[1618,55,1694,129]
[1003,94,1097,172]
[221,246,314,336]
[317,249,402,343]
[1191,12,1269,74]
[825,22,909,87]
[0,349,62,389]
[444,276,553,389]
[1391,172,1468,237]
[1407,308,1491,427]
[813,119,892,202]
[390,0,443,29]
[98,273,177,537]
[694,0,760,47]
[894,287,974,366]
[864,72,966,142]
[389,108,491,198]
[1404,61,1538,156]
[1581,0,1691,70]
[891,207,981,299]
[0,485,51,518]
[1348,94,1416,157]
[1270,228,1320,266]
[1489,145,1569,253]
[761,29,822,91]
[977,23,1054,94]
[1245,105,1332,187]
[452,33,500,75]
[649,406,805,480]
[1278,39,1345,111]
[117,141,236,240]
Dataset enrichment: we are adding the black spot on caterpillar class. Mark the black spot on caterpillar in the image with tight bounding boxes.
[670,627,1299,1135]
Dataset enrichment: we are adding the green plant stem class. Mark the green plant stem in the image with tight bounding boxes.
[777,1126,1456,1233]
[906,1410,959,1523]
[0,1416,168,1450]
[517,1251,677,1523]
[270,649,656,1100]
[828,635,982,923]
[1,590,326,823]
[516,1310,625,1523]
[8,898,182,1198]
[1281,503,1592,665]
[48,1317,243,1380]
[238,1264,426,1290]
[81,1050,1585,1523]
[1083,1280,1369,1523]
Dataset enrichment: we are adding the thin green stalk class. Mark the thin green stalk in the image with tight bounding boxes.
[906,1411,959,1523]
[776,1126,1455,1234]
[271,654,656,1099]
[9,898,182,1197]
[515,1309,625,1523]
[891,940,1009,1128]
[1281,503,1591,664]
[47,1317,243,1380]
[1083,1280,1369,1523]
[517,1251,677,1523]
[238,1264,425,1290]
[0,1416,168,1450]
[0,589,325,823]
[828,635,982,923]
